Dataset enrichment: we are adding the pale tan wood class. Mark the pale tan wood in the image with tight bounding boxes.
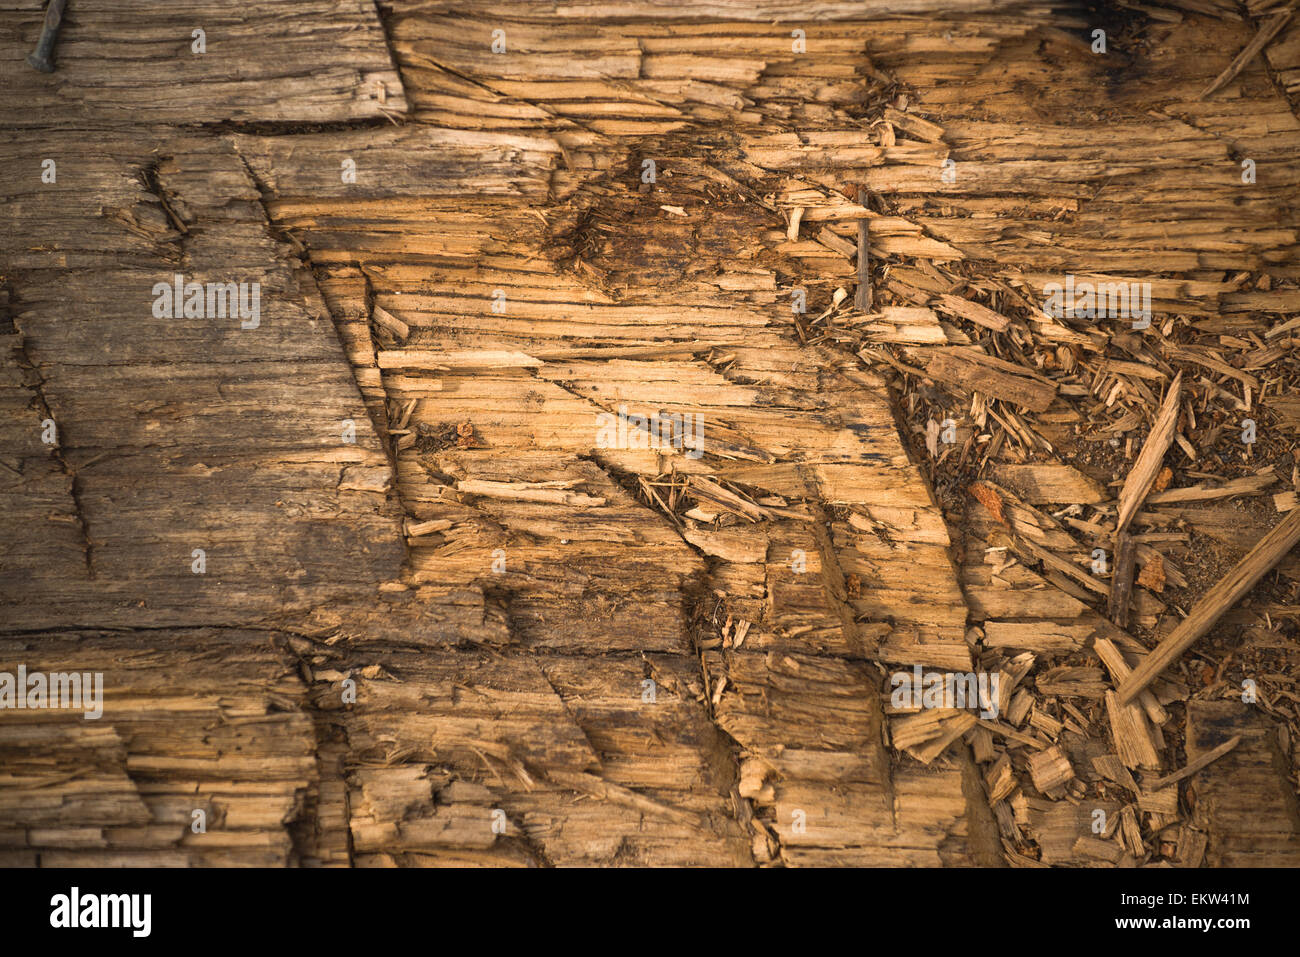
[932,293,1011,332]
[1116,373,1182,535]
[1093,637,1168,726]
[1028,745,1074,792]
[920,348,1057,413]
[1106,691,1161,771]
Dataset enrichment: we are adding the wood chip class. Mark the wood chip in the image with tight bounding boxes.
[922,348,1058,413]
[1105,690,1161,770]
[1136,551,1166,593]
[371,304,409,341]
[1028,744,1074,792]
[988,463,1105,504]
[855,189,872,312]
[933,293,1012,332]
[1109,531,1138,628]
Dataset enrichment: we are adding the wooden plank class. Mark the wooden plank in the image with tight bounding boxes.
[1184,702,1300,866]
[9,0,1300,870]
[232,127,560,202]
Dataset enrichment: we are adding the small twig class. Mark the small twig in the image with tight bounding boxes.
[1145,735,1241,791]
[1199,10,1293,100]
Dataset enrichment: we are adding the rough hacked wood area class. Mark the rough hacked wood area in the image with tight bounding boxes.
[2,0,1299,867]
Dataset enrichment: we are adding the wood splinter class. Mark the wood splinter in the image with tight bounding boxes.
[855,188,872,313]
[1108,531,1138,629]
[1145,735,1241,792]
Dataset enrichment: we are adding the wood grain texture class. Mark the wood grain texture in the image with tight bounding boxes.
[1185,702,1300,867]
[7,0,1300,869]
[1,132,408,632]
[1,1,406,126]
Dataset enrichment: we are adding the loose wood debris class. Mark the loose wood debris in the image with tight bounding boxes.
[1120,508,1300,705]
[1117,374,1183,535]
[1146,734,1241,791]
[852,0,1300,866]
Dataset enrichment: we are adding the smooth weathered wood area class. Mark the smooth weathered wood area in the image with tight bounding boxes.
[1,131,409,631]
[1185,701,1300,867]
[2,1,406,126]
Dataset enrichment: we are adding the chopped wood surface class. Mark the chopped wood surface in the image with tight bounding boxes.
[4,0,1300,868]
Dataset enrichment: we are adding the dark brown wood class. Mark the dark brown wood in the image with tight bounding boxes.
[3,1,406,127]
[856,189,872,312]
[1108,531,1138,629]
